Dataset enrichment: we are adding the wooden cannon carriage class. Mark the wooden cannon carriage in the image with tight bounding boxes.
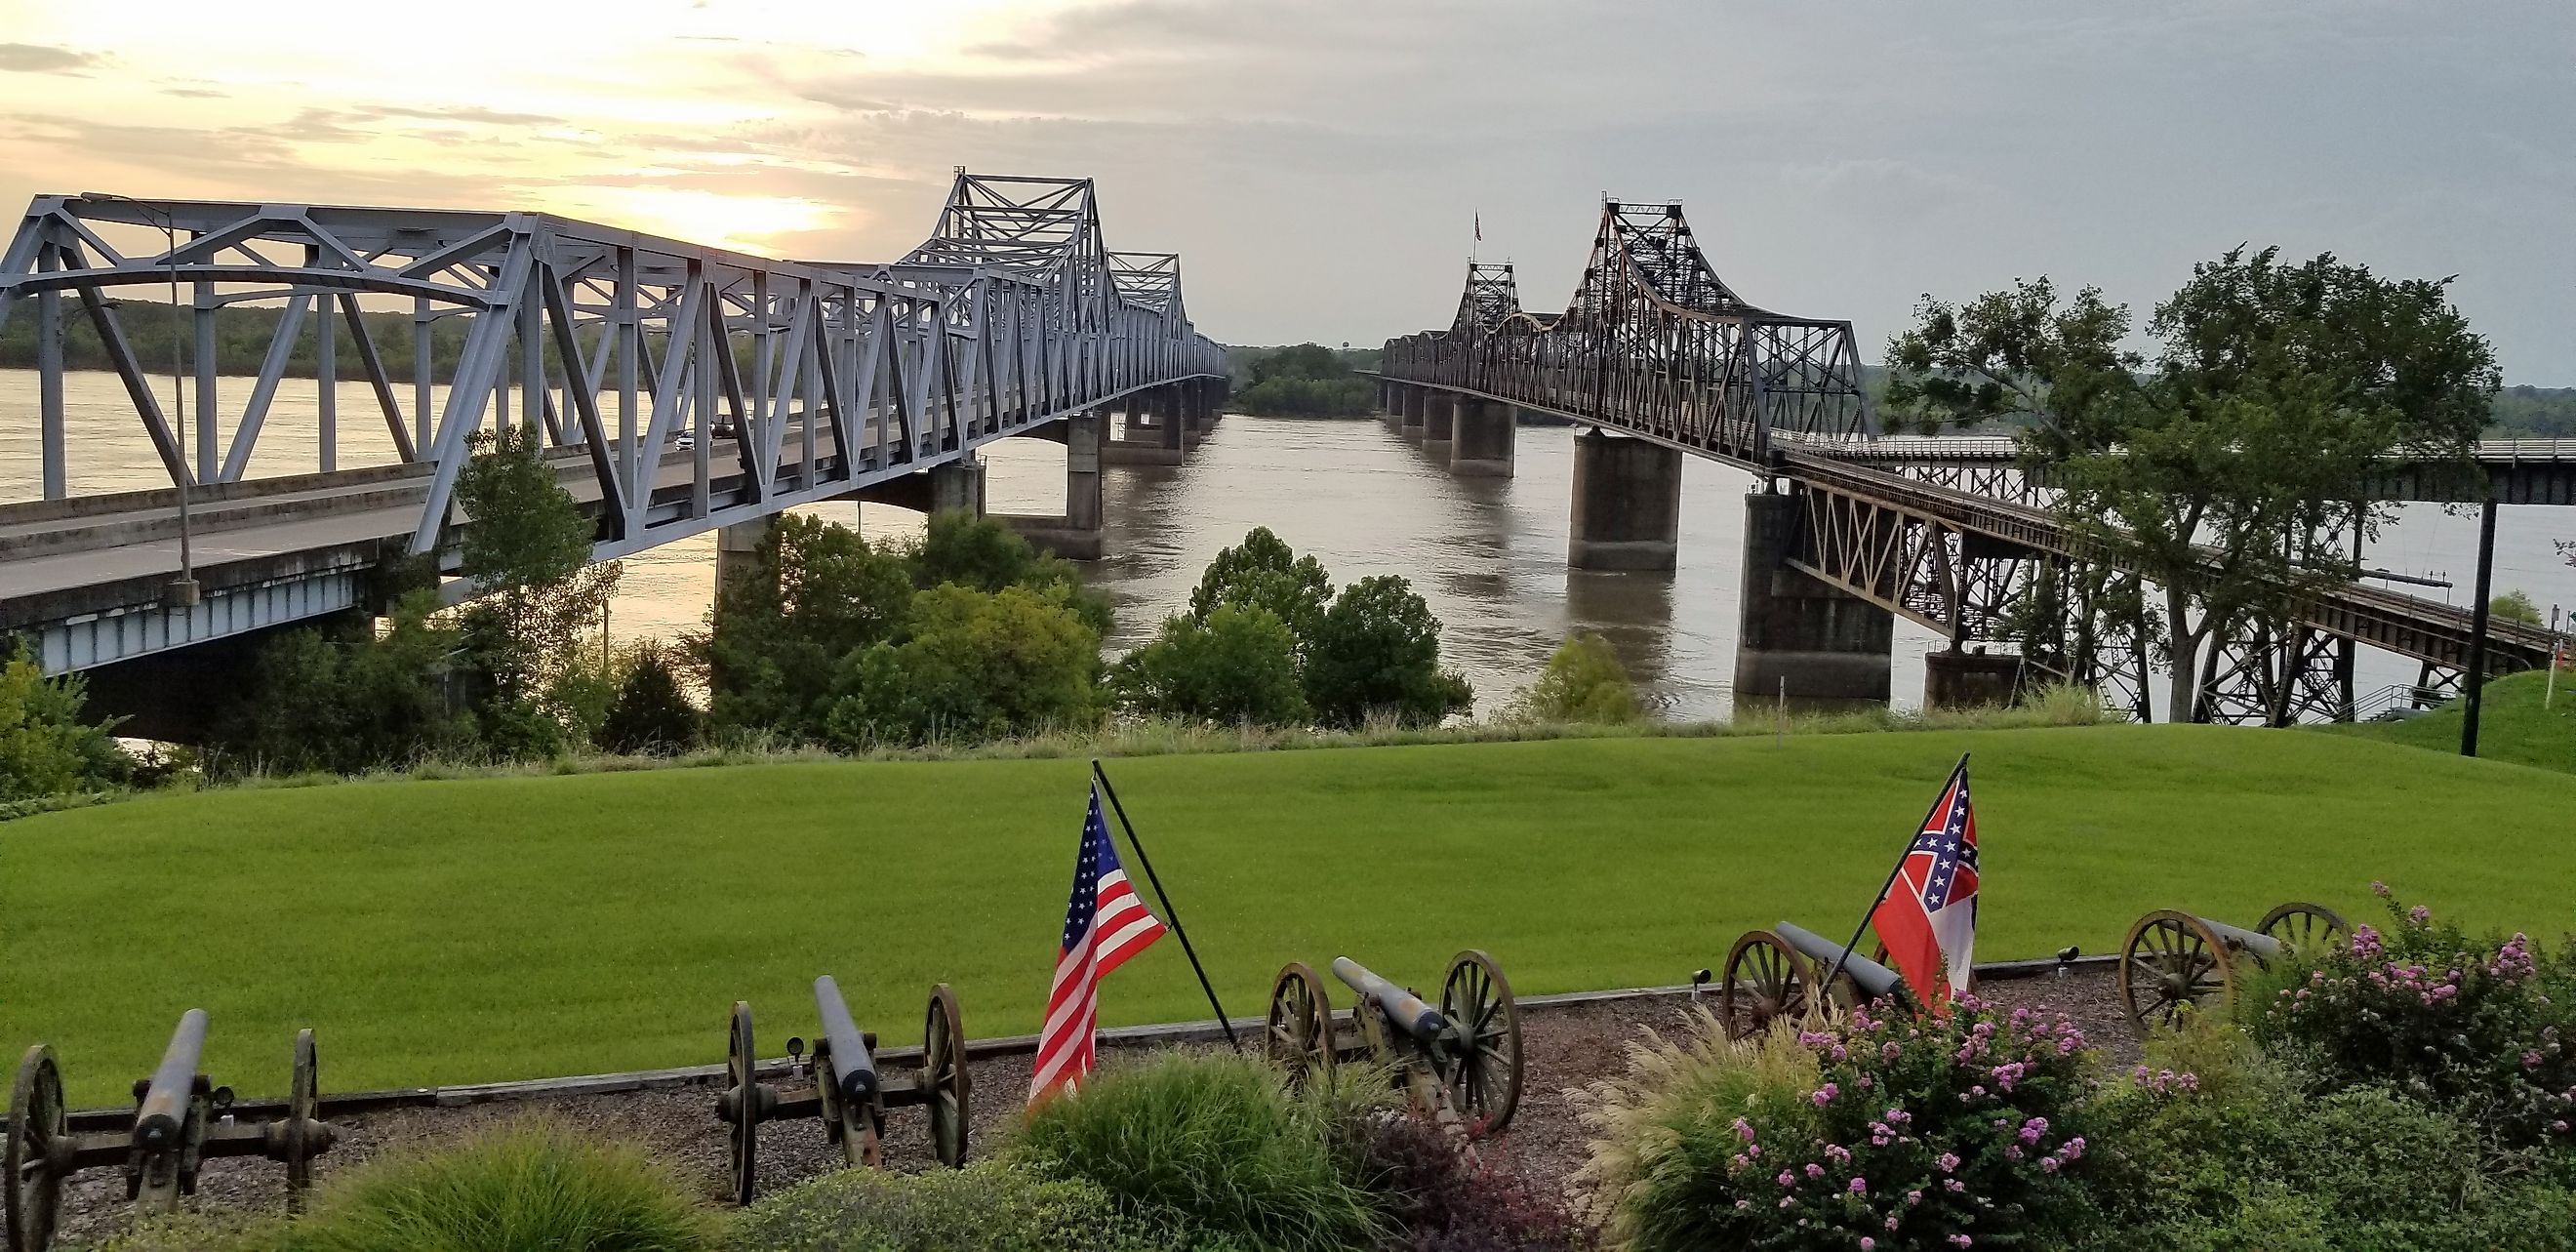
[1716,921,1921,1038]
[5,1012,338,1252]
[2118,903,2347,1031]
[715,977,969,1205]
[1265,951,1523,1134]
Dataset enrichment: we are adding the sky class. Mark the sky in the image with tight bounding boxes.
[1,0,2569,382]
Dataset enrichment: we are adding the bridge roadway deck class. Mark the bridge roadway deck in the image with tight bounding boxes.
[1803,434,2576,505]
[1383,376,2556,673]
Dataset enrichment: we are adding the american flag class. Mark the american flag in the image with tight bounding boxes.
[1869,760,1980,1009]
[1029,786,1167,1105]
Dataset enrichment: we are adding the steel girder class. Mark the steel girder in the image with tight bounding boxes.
[1380,199,1872,461]
[0,171,1227,566]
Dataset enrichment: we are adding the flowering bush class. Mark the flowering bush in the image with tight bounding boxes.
[2246,885,2576,1149]
[1580,1000,2105,1251]
[1352,1111,1589,1251]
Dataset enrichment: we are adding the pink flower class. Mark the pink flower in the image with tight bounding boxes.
[1807,1163,1827,1179]
[1907,1190,1923,1206]
[2409,905,2431,925]
[1779,1170,1796,1188]
[1813,1082,1840,1107]
[1936,1152,1960,1173]
[1849,1177,1868,1194]
[1730,1154,1750,1171]
[1861,1240,1876,1251]
[1735,1116,1756,1142]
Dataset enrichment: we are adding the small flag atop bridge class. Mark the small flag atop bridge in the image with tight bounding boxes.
[1869,756,1981,1009]
[1029,785,1168,1106]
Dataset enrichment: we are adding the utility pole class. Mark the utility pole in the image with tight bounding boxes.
[2461,497,2499,757]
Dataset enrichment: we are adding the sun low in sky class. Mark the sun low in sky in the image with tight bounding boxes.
[0,0,2568,379]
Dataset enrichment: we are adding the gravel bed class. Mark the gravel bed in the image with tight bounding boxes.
[54,967,2133,1247]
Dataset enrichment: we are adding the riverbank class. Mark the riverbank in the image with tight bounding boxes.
[8,722,2570,1105]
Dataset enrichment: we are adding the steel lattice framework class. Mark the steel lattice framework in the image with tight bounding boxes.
[1383,199,1871,462]
[0,170,1226,567]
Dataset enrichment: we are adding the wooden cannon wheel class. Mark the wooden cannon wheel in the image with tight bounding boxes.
[2258,902,2349,957]
[4,1045,62,1252]
[922,985,970,1169]
[1720,930,1811,1039]
[285,1030,320,1207]
[725,1002,760,1206]
[1266,963,1336,1089]
[2118,910,2234,1033]
[1438,950,1523,1131]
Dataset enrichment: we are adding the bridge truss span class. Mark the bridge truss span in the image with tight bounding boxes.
[1383,199,1872,464]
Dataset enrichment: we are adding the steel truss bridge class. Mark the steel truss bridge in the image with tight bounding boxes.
[1382,198,2563,725]
[0,171,1226,674]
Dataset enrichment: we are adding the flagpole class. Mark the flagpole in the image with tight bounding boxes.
[1823,752,1970,994]
[1092,760,1239,1049]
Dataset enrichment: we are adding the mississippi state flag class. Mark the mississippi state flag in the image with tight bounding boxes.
[1029,786,1167,1106]
[1871,761,1980,1009]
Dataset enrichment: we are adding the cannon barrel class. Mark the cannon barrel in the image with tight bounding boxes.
[134,1009,209,1150]
[1331,957,1448,1040]
[1774,922,1906,1002]
[812,977,879,1106]
[2198,915,2283,962]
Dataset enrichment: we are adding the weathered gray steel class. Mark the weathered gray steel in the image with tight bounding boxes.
[1268,950,1523,1135]
[812,976,879,1104]
[715,979,967,1205]
[0,172,1226,671]
[1773,921,1905,1003]
[1331,956,1447,1040]
[2117,903,2345,1035]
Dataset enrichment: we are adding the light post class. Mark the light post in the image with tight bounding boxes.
[79,192,198,609]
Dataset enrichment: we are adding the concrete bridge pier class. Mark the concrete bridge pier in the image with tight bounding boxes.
[1568,430,1681,570]
[1925,647,2024,710]
[931,452,986,515]
[1399,385,1426,437]
[714,515,772,592]
[1450,399,1515,477]
[1104,383,1187,465]
[1421,391,1455,456]
[999,411,1107,560]
[1734,491,1894,710]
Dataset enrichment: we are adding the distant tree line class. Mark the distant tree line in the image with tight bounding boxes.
[1226,343,1378,418]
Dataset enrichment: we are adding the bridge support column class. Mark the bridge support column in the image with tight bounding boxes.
[1399,386,1426,437]
[1734,492,1893,710]
[1103,384,1187,465]
[1450,399,1515,477]
[1421,392,1455,455]
[715,516,772,593]
[1568,430,1680,570]
[1924,647,2024,710]
[931,452,986,516]
[999,411,1106,560]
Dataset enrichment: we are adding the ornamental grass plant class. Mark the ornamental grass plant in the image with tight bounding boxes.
[272,1119,717,1252]
[725,1160,1173,1252]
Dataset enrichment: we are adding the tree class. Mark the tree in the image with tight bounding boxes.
[907,510,1112,634]
[1111,605,1310,726]
[598,642,702,754]
[1187,527,1334,644]
[451,427,623,743]
[696,514,914,738]
[212,591,476,775]
[1234,343,1375,417]
[1888,249,2499,721]
[1510,633,1643,724]
[821,585,1104,747]
[1303,575,1473,728]
[2490,590,2544,626]
[0,647,127,802]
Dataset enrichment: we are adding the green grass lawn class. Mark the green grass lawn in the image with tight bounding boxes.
[6,725,2575,1106]
[2320,668,2576,775]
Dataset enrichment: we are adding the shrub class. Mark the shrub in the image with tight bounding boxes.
[728,1160,1173,1252]
[821,584,1104,747]
[0,645,126,803]
[1111,605,1311,726]
[1008,1052,1382,1252]
[2244,885,2576,1149]
[2087,1024,2576,1251]
[277,1119,716,1252]
[1509,634,1642,725]
[600,643,703,754]
[209,592,479,777]
[1355,1111,1587,1251]
[1304,576,1473,729]
[1580,1000,2105,1251]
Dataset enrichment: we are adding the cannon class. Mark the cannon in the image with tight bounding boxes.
[1717,921,1921,1038]
[5,1012,337,1252]
[2118,902,2347,1032]
[715,977,968,1205]
[1265,951,1522,1133]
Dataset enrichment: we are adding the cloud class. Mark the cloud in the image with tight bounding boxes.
[0,43,101,74]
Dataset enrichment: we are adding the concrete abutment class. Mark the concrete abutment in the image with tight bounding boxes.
[1733,491,1893,709]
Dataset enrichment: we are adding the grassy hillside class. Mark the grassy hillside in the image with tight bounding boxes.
[2319,669,2576,774]
[6,726,2574,1104]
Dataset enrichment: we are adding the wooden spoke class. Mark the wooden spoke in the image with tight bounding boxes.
[725,1002,759,1206]
[922,985,970,1169]
[1721,931,1809,1040]
[2118,910,2236,1035]
[1439,949,1523,1131]
[5,1046,62,1252]
[1265,963,1336,1089]
[2258,902,2349,957]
